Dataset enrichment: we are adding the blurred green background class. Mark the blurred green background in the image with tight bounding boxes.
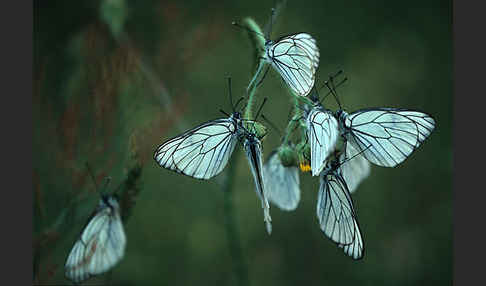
[33,0,452,285]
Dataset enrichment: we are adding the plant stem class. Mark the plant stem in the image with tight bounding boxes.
[244,60,266,120]
[221,17,270,286]
[222,151,250,286]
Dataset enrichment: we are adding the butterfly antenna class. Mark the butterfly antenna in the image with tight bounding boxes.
[219,109,231,117]
[254,97,268,121]
[320,77,347,104]
[110,179,125,197]
[232,21,266,40]
[227,77,235,113]
[234,96,245,112]
[324,77,342,110]
[319,70,345,91]
[85,162,99,193]
[101,176,112,194]
[309,84,321,103]
[320,70,346,102]
[268,7,276,39]
[261,114,282,137]
[329,74,344,109]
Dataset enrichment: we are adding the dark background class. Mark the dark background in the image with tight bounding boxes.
[33,0,452,285]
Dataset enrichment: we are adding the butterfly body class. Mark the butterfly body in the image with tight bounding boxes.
[242,130,272,234]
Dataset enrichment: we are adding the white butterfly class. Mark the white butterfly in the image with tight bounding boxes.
[305,104,340,176]
[263,150,300,211]
[336,108,436,167]
[154,112,243,179]
[65,195,127,283]
[264,33,320,97]
[154,102,272,234]
[317,157,364,260]
[243,128,272,235]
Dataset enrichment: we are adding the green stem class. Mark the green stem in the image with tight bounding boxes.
[220,16,270,286]
[240,17,266,121]
[223,152,250,286]
[244,60,266,120]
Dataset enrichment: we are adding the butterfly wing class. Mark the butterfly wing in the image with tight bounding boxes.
[244,136,272,234]
[263,151,300,211]
[317,169,362,252]
[343,108,435,167]
[337,218,364,260]
[267,33,320,97]
[65,197,126,283]
[307,107,340,176]
[339,143,370,194]
[154,118,239,179]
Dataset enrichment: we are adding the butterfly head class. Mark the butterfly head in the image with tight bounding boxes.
[335,109,348,123]
[264,39,273,48]
[231,111,242,121]
[100,195,119,211]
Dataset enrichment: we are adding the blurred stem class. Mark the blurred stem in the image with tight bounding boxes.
[223,151,250,286]
[241,17,266,121]
[282,93,312,145]
[282,113,301,145]
[244,60,265,120]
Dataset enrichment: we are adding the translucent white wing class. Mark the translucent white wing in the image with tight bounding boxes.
[263,151,300,211]
[266,33,320,97]
[65,197,126,284]
[317,170,360,247]
[306,107,339,176]
[343,108,435,167]
[154,118,239,179]
[338,218,364,260]
[244,136,272,234]
[339,143,370,194]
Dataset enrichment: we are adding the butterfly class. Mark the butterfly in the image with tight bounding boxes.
[304,102,340,176]
[317,155,364,260]
[233,9,319,97]
[263,149,300,211]
[242,125,272,234]
[335,107,435,168]
[263,32,320,97]
[154,79,246,180]
[154,112,243,179]
[65,172,127,284]
[323,71,436,168]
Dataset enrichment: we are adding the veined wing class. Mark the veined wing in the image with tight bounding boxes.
[65,197,126,284]
[154,118,239,179]
[339,143,370,194]
[338,218,364,260]
[317,170,359,246]
[344,108,435,167]
[267,33,320,97]
[244,136,272,235]
[307,107,340,176]
[263,151,300,211]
